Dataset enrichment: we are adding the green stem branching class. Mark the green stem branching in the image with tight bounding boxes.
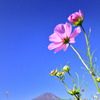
[80,25,100,93]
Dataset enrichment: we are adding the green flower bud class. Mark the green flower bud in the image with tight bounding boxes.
[97,77,100,82]
[68,89,80,95]
[50,69,57,76]
[56,72,64,76]
[62,65,70,72]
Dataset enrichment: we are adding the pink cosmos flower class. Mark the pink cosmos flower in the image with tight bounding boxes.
[68,10,83,26]
[48,23,81,53]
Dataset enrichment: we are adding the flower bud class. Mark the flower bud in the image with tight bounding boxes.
[50,69,57,76]
[68,89,80,95]
[68,10,83,26]
[97,77,100,82]
[62,65,70,72]
[56,72,64,76]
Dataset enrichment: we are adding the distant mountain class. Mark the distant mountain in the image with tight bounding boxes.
[32,93,61,100]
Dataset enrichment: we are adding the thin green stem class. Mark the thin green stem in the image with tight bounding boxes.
[70,44,90,71]
[61,80,78,100]
[61,80,69,91]
[68,72,77,89]
[81,25,93,70]
[74,94,80,100]
[80,25,100,93]
[56,76,69,91]
[92,76,100,92]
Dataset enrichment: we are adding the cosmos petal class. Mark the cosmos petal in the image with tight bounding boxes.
[79,9,83,18]
[69,38,76,43]
[63,44,69,51]
[54,44,64,53]
[70,27,81,38]
[49,33,62,42]
[64,23,72,37]
[54,24,65,34]
[48,42,62,50]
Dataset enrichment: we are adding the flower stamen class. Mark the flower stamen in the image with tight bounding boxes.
[63,37,70,44]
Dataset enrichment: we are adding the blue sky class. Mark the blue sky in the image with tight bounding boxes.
[0,0,100,100]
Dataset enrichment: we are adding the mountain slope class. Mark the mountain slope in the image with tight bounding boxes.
[32,93,61,100]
